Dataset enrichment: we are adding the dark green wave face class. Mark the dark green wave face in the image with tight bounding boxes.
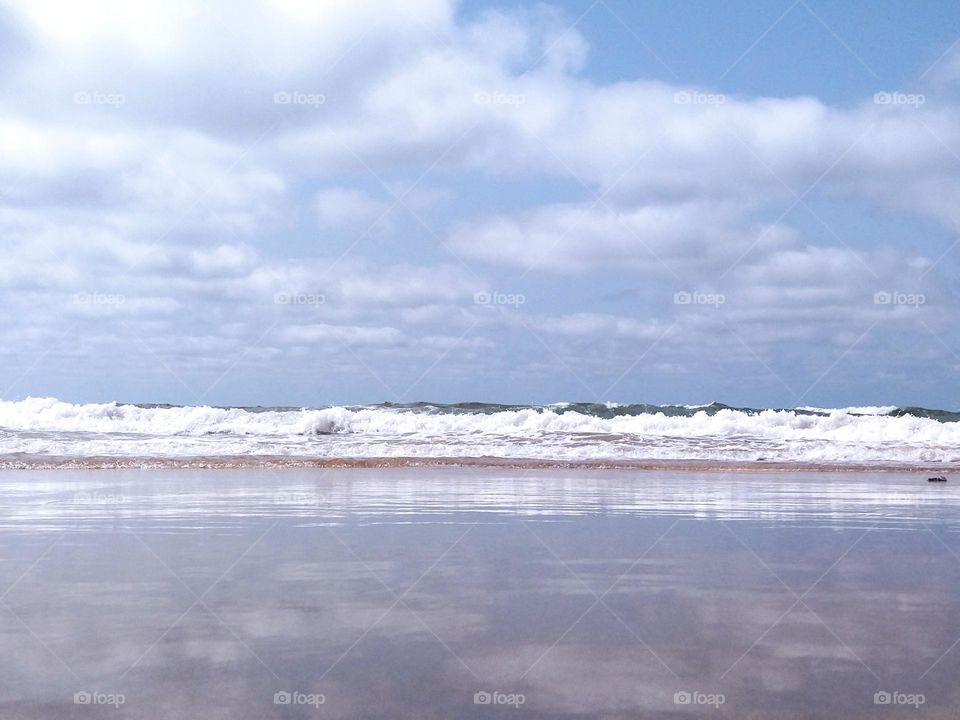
[360,402,960,422]
[889,406,960,422]
[131,400,960,422]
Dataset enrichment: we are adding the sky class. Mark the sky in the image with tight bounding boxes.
[1,0,959,409]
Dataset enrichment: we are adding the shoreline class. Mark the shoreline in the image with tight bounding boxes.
[1,454,956,473]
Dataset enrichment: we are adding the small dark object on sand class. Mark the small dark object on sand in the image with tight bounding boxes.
[928,475,948,482]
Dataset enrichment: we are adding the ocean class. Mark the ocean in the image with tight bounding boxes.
[1,397,958,468]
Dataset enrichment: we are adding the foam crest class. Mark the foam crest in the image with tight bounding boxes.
[0,397,957,465]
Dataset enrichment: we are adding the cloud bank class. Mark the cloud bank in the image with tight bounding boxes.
[0,0,957,406]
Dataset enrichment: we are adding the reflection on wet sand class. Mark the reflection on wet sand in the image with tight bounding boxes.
[1,468,959,718]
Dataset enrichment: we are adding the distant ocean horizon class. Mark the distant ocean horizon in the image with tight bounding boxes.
[1,396,958,468]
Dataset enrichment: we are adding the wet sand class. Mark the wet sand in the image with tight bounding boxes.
[1,467,959,718]
[2,454,958,473]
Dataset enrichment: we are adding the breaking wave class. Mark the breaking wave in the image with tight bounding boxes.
[0,397,958,466]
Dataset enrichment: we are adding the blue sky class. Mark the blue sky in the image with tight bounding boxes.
[1,0,959,408]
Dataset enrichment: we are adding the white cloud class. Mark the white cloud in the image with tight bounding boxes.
[535,313,667,341]
[277,323,406,347]
[314,187,392,236]
[0,0,957,402]
[449,200,797,273]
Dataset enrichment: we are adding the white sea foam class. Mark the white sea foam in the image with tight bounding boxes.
[795,405,899,416]
[0,397,957,465]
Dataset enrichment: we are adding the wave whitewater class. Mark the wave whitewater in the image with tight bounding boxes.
[0,397,958,467]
